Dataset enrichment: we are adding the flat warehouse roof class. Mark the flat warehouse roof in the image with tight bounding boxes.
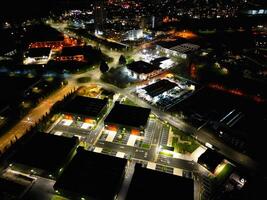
[61,46,93,56]
[25,47,51,57]
[105,102,151,129]
[170,43,200,53]
[0,178,26,199]
[54,147,127,200]
[127,61,160,74]
[126,164,194,200]
[25,24,64,42]
[150,57,169,65]
[198,149,225,173]
[157,38,187,49]
[11,133,78,174]
[61,95,108,118]
[143,79,177,97]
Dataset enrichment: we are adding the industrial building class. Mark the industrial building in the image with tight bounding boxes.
[157,42,200,59]
[23,47,52,65]
[126,60,162,80]
[126,164,194,200]
[56,46,89,62]
[60,95,108,125]
[10,133,79,177]
[150,57,174,69]
[137,79,178,102]
[54,147,127,200]
[104,102,151,133]
[197,149,225,173]
[125,29,144,41]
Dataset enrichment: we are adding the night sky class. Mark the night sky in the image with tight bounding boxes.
[1,0,266,20]
[0,0,97,20]
[0,1,50,19]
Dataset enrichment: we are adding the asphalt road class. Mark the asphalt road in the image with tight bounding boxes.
[0,20,259,179]
[81,79,259,172]
[112,84,260,171]
[48,20,260,172]
[117,161,135,200]
[0,84,74,153]
[53,124,92,136]
[157,155,199,172]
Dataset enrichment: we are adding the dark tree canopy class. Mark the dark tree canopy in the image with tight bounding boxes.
[100,61,109,73]
[119,55,126,65]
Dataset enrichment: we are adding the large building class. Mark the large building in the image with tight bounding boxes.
[54,147,127,200]
[0,177,32,200]
[60,95,108,125]
[197,149,225,173]
[104,102,151,133]
[10,133,79,178]
[126,60,162,80]
[150,57,174,69]
[24,24,73,50]
[157,42,200,59]
[125,29,144,41]
[23,47,52,65]
[94,0,105,35]
[137,79,178,102]
[126,164,194,200]
[56,46,87,62]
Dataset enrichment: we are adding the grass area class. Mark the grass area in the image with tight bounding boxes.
[171,127,200,154]
[51,195,69,200]
[159,151,173,157]
[214,163,233,184]
[126,56,135,64]
[76,77,91,83]
[172,138,199,154]
[102,148,112,153]
[122,98,137,106]
[172,127,190,136]
[141,143,151,149]
[198,29,216,34]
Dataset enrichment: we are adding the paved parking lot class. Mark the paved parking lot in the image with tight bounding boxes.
[49,118,101,145]
[143,119,156,144]
[160,125,169,146]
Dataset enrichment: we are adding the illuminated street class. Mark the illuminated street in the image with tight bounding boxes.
[0,1,266,199]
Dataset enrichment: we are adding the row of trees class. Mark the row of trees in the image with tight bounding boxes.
[99,55,127,74]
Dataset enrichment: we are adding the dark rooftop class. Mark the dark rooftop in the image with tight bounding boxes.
[61,46,84,56]
[126,164,194,200]
[61,95,108,119]
[24,24,64,42]
[0,177,27,199]
[25,47,51,57]
[54,147,127,200]
[143,79,177,97]
[198,149,225,173]
[11,133,78,175]
[157,38,187,49]
[105,102,151,129]
[150,57,169,66]
[24,24,64,43]
[127,61,160,74]
[61,46,93,56]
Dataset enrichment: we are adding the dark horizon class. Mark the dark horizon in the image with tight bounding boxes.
[0,0,94,20]
[1,0,267,21]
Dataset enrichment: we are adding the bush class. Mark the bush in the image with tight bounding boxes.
[77,77,91,83]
